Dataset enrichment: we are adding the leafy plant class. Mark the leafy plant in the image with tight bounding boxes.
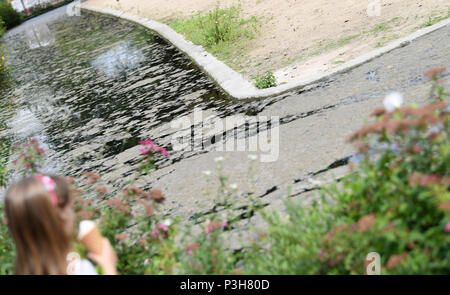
[9,137,46,175]
[0,1,22,29]
[0,48,9,88]
[245,68,450,274]
[0,16,5,37]
[420,7,450,28]
[169,4,259,63]
[0,203,15,275]
[253,70,277,89]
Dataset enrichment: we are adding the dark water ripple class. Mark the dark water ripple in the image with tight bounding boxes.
[0,10,283,182]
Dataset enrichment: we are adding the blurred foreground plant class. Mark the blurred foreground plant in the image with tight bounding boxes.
[245,68,450,274]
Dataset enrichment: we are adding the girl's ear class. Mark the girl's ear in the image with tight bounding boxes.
[2,215,8,225]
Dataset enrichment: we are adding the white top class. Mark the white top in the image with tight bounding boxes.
[72,259,98,275]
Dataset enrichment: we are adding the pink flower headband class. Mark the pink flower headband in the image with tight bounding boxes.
[34,174,58,206]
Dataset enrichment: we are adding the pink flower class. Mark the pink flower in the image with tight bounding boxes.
[412,145,422,153]
[139,148,152,155]
[139,139,169,156]
[325,230,336,240]
[139,140,154,146]
[445,222,450,233]
[151,229,160,237]
[157,224,169,232]
[185,242,200,255]
[26,165,31,170]
[206,221,228,235]
[159,148,169,156]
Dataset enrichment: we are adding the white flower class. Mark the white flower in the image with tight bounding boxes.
[383,92,404,111]
[202,170,212,176]
[162,219,172,226]
[230,183,238,189]
[214,156,224,162]
[248,154,258,161]
[307,178,322,186]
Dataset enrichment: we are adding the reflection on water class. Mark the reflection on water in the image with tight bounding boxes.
[1,8,280,189]
[9,109,43,137]
[24,23,55,49]
[91,41,146,79]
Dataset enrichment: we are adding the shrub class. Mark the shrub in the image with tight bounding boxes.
[253,70,277,89]
[245,68,450,274]
[0,16,5,36]
[170,4,259,61]
[0,203,15,275]
[0,48,8,88]
[0,1,22,29]
[243,200,331,274]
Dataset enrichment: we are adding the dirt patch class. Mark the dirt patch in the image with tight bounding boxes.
[84,0,450,84]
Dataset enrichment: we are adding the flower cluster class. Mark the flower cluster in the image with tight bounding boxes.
[205,221,228,235]
[10,138,45,174]
[138,139,169,175]
[139,140,169,156]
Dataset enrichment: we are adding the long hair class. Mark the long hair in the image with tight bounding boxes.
[5,175,72,275]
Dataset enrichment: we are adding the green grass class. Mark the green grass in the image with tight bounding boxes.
[420,6,450,28]
[168,5,260,65]
[310,17,409,57]
[333,60,345,65]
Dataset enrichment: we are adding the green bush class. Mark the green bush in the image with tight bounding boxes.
[253,70,277,89]
[0,1,22,29]
[245,68,450,274]
[171,5,258,47]
[170,5,259,61]
[0,16,5,37]
[0,203,15,275]
[0,50,7,89]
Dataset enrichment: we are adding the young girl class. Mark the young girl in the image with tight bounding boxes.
[3,174,118,275]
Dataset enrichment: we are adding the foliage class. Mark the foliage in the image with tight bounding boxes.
[0,95,14,187]
[243,200,331,274]
[21,0,74,22]
[178,221,237,275]
[420,6,450,28]
[9,137,45,175]
[0,1,22,29]
[253,70,277,89]
[169,4,259,61]
[0,15,5,37]
[0,202,15,275]
[245,68,450,274]
[0,48,8,88]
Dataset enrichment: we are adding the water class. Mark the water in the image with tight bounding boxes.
[0,7,283,189]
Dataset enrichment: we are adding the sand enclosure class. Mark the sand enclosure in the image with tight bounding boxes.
[85,0,450,83]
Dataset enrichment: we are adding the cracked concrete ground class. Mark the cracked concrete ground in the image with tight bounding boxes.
[144,23,450,237]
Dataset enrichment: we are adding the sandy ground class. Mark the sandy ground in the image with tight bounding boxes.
[84,0,449,84]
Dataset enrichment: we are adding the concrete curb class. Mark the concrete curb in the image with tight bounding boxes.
[80,3,450,100]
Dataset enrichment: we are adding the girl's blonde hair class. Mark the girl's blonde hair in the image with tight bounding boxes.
[5,175,72,275]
